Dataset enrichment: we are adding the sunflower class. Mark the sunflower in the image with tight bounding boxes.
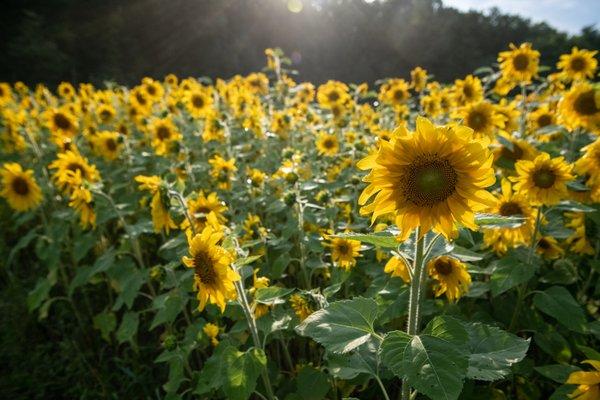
[410,67,428,92]
[558,83,600,133]
[427,256,471,302]
[564,212,595,255]
[182,227,240,312]
[383,255,410,283]
[567,360,600,400]
[65,171,96,229]
[90,131,122,161]
[498,42,540,83]
[245,73,269,95]
[209,155,237,190]
[326,237,361,270]
[294,82,315,104]
[289,294,313,321]
[135,175,177,234]
[57,82,76,99]
[379,79,411,107]
[185,87,213,118]
[511,153,574,206]
[316,132,339,157]
[358,117,497,240]
[182,191,228,233]
[49,150,101,193]
[317,80,350,109]
[148,117,182,156]
[249,268,271,318]
[242,214,267,242]
[142,77,164,101]
[557,47,598,82]
[0,163,43,212]
[246,168,267,189]
[453,75,484,105]
[0,83,14,106]
[493,132,538,167]
[455,101,505,139]
[203,323,220,347]
[535,236,564,260]
[96,104,116,124]
[496,99,520,134]
[45,107,79,138]
[482,179,535,255]
[528,104,557,134]
[575,137,600,202]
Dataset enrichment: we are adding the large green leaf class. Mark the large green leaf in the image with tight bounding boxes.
[295,366,331,400]
[423,316,468,347]
[535,364,580,383]
[462,322,530,381]
[254,286,295,305]
[475,213,526,228]
[296,297,379,354]
[93,310,116,342]
[533,286,588,333]
[490,257,536,296]
[327,340,378,379]
[332,232,398,249]
[403,335,468,400]
[380,330,413,377]
[222,347,267,400]
[116,312,139,345]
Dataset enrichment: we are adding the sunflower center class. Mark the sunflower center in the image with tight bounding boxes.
[194,250,216,285]
[537,114,552,127]
[12,177,30,196]
[463,85,473,99]
[328,91,340,102]
[500,143,524,160]
[100,109,112,120]
[192,95,205,108]
[156,126,171,140]
[512,54,530,71]
[434,259,453,275]
[569,56,586,72]
[404,157,457,207]
[147,85,157,96]
[66,162,87,178]
[537,238,550,250]
[467,110,488,131]
[337,243,350,255]
[323,138,335,149]
[532,167,556,189]
[393,89,405,101]
[106,138,117,151]
[54,113,72,130]
[499,201,523,216]
[573,90,599,116]
[135,92,147,105]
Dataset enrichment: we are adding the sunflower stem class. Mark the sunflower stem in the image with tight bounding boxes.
[402,228,426,400]
[508,206,542,332]
[168,189,196,236]
[234,278,276,400]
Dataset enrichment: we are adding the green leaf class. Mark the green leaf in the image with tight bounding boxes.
[551,200,595,213]
[535,365,580,383]
[254,286,294,305]
[222,347,267,400]
[380,330,412,377]
[490,258,536,296]
[451,245,484,262]
[93,310,117,341]
[327,340,378,379]
[462,322,530,381]
[403,335,468,400]
[296,366,331,400]
[233,255,262,268]
[195,343,228,395]
[27,278,52,312]
[116,312,139,345]
[475,213,526,228]
[151,292,186,330]
[423,316,469,346]
[332,231,398,249]
[296,297,379,354]
[533,286,588,333]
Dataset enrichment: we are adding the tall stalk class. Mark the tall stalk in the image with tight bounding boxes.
[401,228,426,400]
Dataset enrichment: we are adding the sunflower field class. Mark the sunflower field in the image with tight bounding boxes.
[1,44,600,400]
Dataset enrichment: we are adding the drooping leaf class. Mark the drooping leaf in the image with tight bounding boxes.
[254,286,295,305]
[462,322,530,381]
[475,213,526,228]
[402,335,469,400]
[116,312,139,345]
[533,286,588,333]
[296,297,379,354]
[332,231,398,249]
[222,347,267,400]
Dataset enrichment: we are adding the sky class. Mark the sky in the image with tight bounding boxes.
[443,0,600,34]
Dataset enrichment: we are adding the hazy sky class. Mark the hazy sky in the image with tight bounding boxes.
[443,0,600,34]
